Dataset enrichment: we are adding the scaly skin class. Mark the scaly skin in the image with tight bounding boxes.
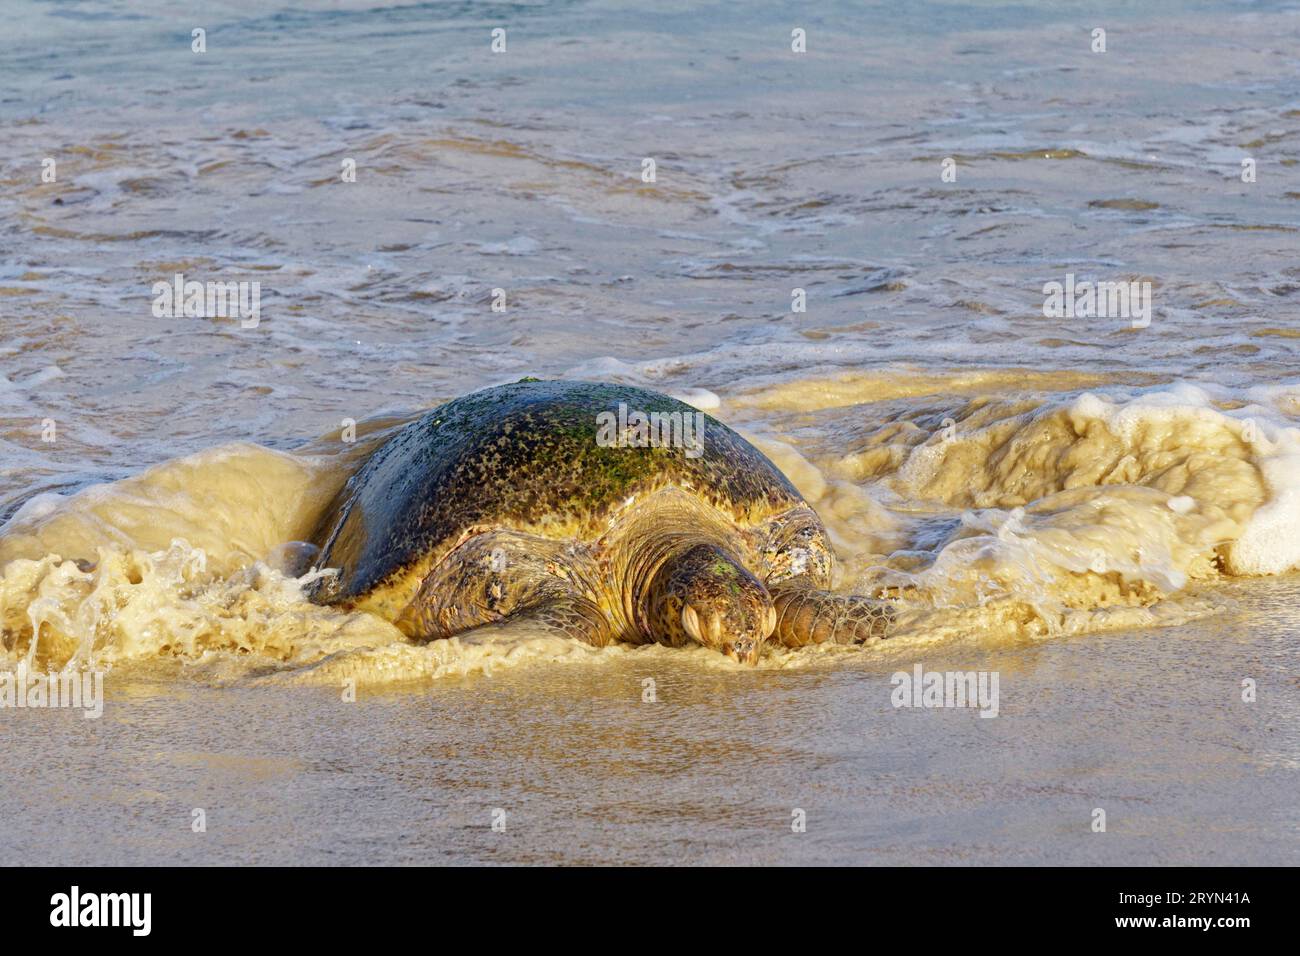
[769,584,895,647]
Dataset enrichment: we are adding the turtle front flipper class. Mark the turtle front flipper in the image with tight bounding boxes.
[453,592,614,648]
[769,583,895,647]
[397,530,614,647]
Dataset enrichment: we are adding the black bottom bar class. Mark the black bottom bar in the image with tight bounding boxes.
[2,866,1284,941]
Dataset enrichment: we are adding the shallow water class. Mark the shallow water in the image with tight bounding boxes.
[6,585,1298,866]
[1,0,1299,864]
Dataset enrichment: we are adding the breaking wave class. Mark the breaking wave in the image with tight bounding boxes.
[1,376,1296,683]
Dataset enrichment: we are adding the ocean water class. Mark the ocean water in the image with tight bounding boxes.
[1,0,1299,865]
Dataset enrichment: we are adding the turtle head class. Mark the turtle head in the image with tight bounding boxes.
[647,544,776,665]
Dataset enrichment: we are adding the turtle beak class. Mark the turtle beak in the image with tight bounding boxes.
[722,638,759,666]
[683,605,723,644]
[683,607,760,664]
[682,605,706,643]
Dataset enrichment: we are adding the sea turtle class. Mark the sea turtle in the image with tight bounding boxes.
[307,380,894,664]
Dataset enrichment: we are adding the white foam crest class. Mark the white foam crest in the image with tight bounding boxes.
[793,380,1300,637]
